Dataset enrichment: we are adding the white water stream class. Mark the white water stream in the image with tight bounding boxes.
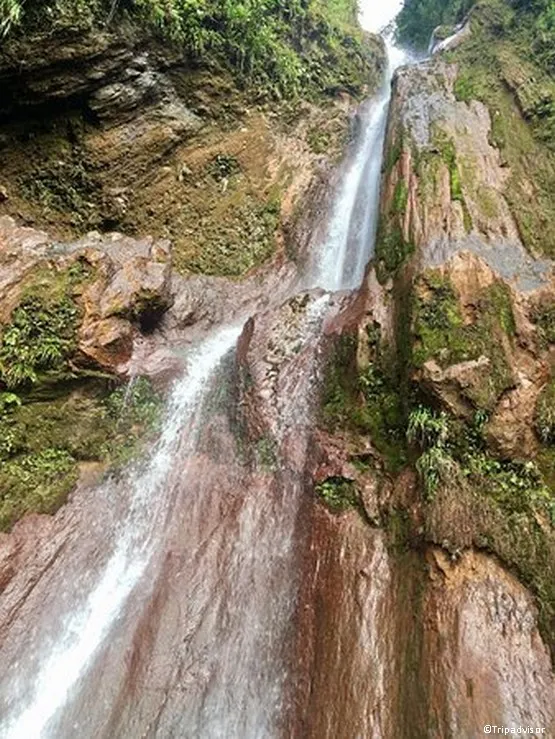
[2,325,242,738]
[1,2,408,736]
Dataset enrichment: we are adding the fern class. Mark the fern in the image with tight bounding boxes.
[0,0,23,37]
[407,406,450,448]
[0,296,78,389]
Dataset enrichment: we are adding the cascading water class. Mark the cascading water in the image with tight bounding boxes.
[308,36,408,291]
[0,325,242,738]
[0,2,409,736]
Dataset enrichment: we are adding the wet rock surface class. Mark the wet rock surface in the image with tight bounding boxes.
[423,549,555,736]
[0,18,554,739]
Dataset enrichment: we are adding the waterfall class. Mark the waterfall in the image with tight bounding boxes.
[308,36,408,291]
[0,325,243,738]
[0,2,409,736]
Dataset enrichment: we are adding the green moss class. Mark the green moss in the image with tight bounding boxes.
[404,400,555,653]
[0,261,95,389]
[531,301,555,347]
[454,68,479,102]
[393,179,409,214]
[488,282,516,336]
[358,362,407,471]
[174,193,281,277]
[0,448,79,531]
[536,378,555,445]
[434,130,464,202]
[315,476,358,512]
[16,136,100,230]
[375,221,414,280]
[384,134,403,174]
[449,5,555,258]
[321,331,406,472]
[0,376,164,531]
[0,260,97,389]
[412,273,516,411]
[412,272,465,368]
[307,126,332,154]
[384,507,413,552]
[255,436,278,471]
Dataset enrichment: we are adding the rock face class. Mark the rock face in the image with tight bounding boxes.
[422,549,554,737]
[290,512,555,738]
[0,24,370,281]
[377,56,555,469]
[284,30,555,737]
[0,215,173,374]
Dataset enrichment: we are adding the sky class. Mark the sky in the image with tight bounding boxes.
[358,0,405,33]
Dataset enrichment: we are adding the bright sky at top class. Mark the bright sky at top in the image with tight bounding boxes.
[358,0,404,33]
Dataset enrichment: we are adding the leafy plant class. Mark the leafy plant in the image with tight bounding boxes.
[0,296,78,388]
[416,445,458,500]
[407,405,450,448]
[0,0,22,36]
[1,0,381,100]
[315,476,358,512]
[208,153,241,182]
[536,378,555,444]
[407,406,455,500]
[0,447,79,530]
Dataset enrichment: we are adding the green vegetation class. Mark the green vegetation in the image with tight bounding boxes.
[176,194,281,277]
[307,126,332,155]
[0,261,164,532]
[536,378,555,445]
[448,0,555,257]
[255,436,278,470]
[18,154,99,230]
[396,0,475,48]
[319,269,554,648]
[1,0,383,100]
[0,376,163,531]
[322,330,406,471]
[315,476,358,512]
[435,132,463,203]
[375,221,414,280]
[0,263,94,389]
[407,406,455,500]
[407,401,554,513]
[376,127,474,282]
[412,271,514,410]
[208,153,241,182]
[531,300,555,347]
[393,179,409,214]
[0,296,78,388]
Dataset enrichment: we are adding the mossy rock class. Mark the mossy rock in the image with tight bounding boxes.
[321,329,406,472]
[450,9,555,258]
[0,376,164,531]
[536,378,555,445]
[412,272,515,411]
[0,262,95,390]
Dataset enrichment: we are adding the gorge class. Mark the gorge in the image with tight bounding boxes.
[0,0,554,736]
